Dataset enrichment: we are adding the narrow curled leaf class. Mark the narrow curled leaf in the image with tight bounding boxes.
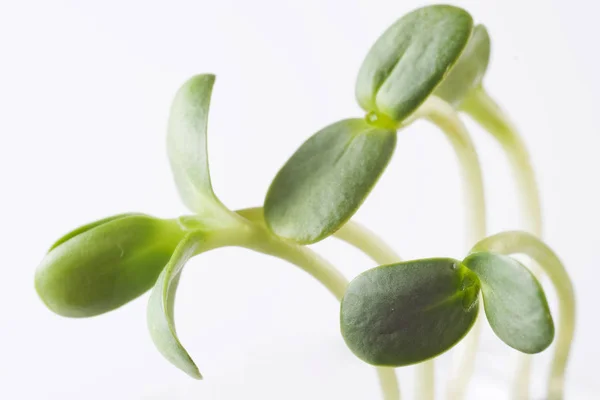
[463,252,554,353]
[36,215,185,317]
[340,258,480,366]
[147,234,203,379]
[167,74,227,215]
[264,118,396,244]
[434,25,491,107]
[355,5,473,122]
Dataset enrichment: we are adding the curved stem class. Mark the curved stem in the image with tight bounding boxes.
[235,207,400,400]
[471,232,575,400]
[334,220,401,265]
[416,96,488,400]
[461,85,543,398]
[334,220,402,400]
[417,96,488,247]
[461,86,542,236]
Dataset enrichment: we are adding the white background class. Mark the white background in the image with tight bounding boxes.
[0,0,598,398]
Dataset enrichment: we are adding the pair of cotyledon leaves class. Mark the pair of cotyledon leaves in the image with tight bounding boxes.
[265,5,490,244]
[35,4,552,379]
[36,75,226,379]
[35,212,555,377]
[341,252,554,367]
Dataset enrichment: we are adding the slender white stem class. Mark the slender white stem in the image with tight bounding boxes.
[335,220,402,265]
[415,361,436,400]
[373,368,402,400]
[471,232,575,400]
[462,86,543,398]
[235,207,401,400]
[417,96,487,248]
[415,96,488,400]
[461,86,542,236]
[335,220,402,400]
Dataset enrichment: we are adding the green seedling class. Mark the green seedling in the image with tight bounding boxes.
[265,5,481,246]
[341,251,554,366]
[36,4,574,400]
[263,4,574,399]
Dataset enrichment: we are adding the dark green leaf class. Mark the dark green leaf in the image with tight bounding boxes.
[35,215,186,317]
[167,74,230,216]
[355,5,473,121]
[434,25,491,107]
[264,118,396,244]
[340,258,480,366]
[462,252,554,353]
[147,234,203,379]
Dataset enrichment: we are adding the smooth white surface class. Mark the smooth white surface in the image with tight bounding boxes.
[0,0,598,398]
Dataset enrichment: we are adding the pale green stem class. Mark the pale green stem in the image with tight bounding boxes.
[416,96,488,400]
[471,231,575,400]
[415,362,436,400]
[461,85,543,398]
[235,207,400,400]
[417,96,488,247]
[461,86,542,236]
[334,220,401,265]
[335,220,402,400]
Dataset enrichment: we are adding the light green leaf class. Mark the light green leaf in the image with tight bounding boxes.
[36,215,185,317]
[167,74,228,216]
[355,5,473,122]
[48,213,141,251]
[462,252,554,353]
[264,118,396,244]
[340,258,480,366]
[434,25,491,107]
[147,234,203,379]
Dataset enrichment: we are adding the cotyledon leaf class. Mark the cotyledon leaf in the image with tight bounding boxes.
[434,24,491,107]
[167,74,230,217]
[36,214,185,317]
[147,233,204,379]
[355,5,473,122]
[340,258,480,366]
[48,213,142,251]
[264,118,396,244]
[462,251,554,353]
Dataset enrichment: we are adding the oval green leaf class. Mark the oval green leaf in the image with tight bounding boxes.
[147,234,202,379]
[340,258,480,366]
[355,5,473,122]
[35,215,185,317]
[167,74,230,217]
[264,118,396,244]
[462,251,554,353]
[434,25,491,107]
